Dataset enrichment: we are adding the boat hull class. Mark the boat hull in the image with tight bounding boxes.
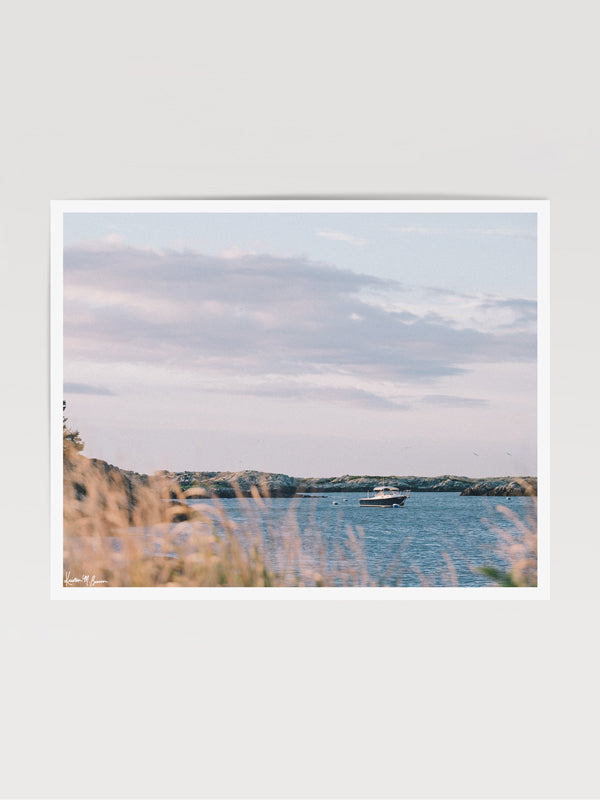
[359,495,407,507]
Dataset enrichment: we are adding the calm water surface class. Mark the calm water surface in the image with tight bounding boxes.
[186,491,536,587]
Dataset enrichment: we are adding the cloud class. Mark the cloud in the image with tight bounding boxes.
[220,245,257,259]
[475,297,537,328]
[420,394,488,408]
[316,230,366,246]
[64,382,115,396]
[105,233,125,246]
[63,242,536,407]
[215,382,409,410]
[369,288,537,336]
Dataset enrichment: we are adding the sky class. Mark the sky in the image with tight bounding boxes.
[62,210,537,478]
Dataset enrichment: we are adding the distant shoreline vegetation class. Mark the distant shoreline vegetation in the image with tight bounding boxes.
[153,469,537,498]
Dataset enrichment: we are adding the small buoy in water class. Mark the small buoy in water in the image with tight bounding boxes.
[332,501,338,505]
[342,498,348,502]
[392,503,400,508]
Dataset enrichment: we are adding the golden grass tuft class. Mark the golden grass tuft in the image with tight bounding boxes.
[63,452,377,587]
[479,480,538,587]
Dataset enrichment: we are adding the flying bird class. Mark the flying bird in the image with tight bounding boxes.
[506,451,512,456]
[473,452,479,456]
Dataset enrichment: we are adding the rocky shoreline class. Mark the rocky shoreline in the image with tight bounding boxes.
[64,456,537,530]
[167,470,537,498]
[63,454,200,532]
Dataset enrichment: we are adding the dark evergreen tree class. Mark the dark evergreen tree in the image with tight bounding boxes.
[63,401,84,456]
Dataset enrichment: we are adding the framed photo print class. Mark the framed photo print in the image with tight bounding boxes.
[51,200,548,597]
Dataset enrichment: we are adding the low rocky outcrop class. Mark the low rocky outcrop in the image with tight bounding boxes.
[296,474,481,494]
[169,470,298,498]
[63,453,197,532]
[168,470,537,497]
[460,477,537,496]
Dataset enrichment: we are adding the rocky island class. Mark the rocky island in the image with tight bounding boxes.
[166,470,537,497]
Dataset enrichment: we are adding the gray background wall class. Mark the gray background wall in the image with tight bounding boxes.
[1,1,598,798]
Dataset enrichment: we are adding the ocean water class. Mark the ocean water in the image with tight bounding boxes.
[186,491,537,587]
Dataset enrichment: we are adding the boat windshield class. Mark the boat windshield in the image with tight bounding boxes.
[373,486,400,493]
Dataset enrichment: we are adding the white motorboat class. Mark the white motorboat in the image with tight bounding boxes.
[359,485,410,507]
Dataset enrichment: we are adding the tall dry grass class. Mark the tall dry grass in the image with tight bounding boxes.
[63,445,538,588]
[63,450,376,587]
[479,481,538,587]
